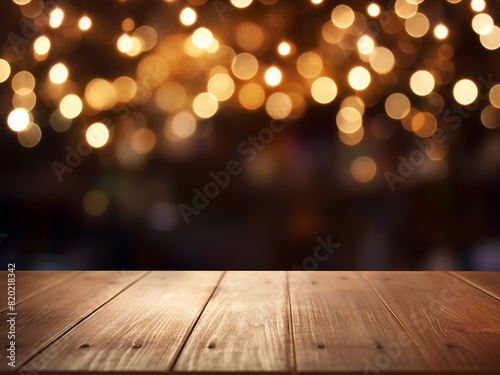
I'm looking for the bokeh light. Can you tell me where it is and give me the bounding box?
[192,27,213,48]
[180,7,197,26]
[60,94,82,119]
[34,36,51,55]
[265,67,282,86]
[79,16,92,31]
[410,70,435,96]
[239,83,265,110]
[453,79,478,105]
[331,5,355,29]
[49,63,68,84]
[367,3,380,17]
[86,123,110,148]
[348,66,371,90]
[49,9,64,28]
[311,77,337,104]
[7,108,30,132]
[278,42,291,56]
[385,93,411,119]
[193,92,218,118]
[18,123,41,148]
[231,53,259,80]
[351,157,377,183]
[208,73,235,101]
[434,24,449,39]
[0,59,11,83]
[266,92,292,119]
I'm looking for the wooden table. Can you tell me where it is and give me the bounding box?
[1,271,499,374]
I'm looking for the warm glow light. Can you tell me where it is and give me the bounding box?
[489,84,500,108]
[278,42,291,56]
[239,83,265,110]
[337,107,362,133]
[230,0,252,8]
[453,79,478,105]
[7,108,30,131]
[472,13,494,35]
[471,0,486,12]
[369,47,395,74]
[170,112,197,139]
[49,63,68,84]
[117,34,133,52]
[86,123,109,148]
[85,78,117,110]
[236,22,264,51]
[297,52,323,78]
[0,59,11,83]
[348,66,371,90]
[208,73,235,101]
[13,91,36,111]
[180,7,197,26]
[193,92,218,118]
[11,71,35,95]
[266,92,292,119]
[331,5,355,29]
[18,123,41,148]
[34,36,51,55]
[394,0,418,19]
[411,112,437,138]
[131,128,156,153]
[405,12,429,38]
[12,0,31,4]
[232,53,259,80]
[480,26,500,50]
[385,93,411,119]
[113,76,137,102]
[265,67,282,86]
[311,77,337,104]
[79,16,92,30]
[192,27,213,48]
[49,9,64,28]
[434,24,449,39]
[351,156,376,183]
[311,0,323,4]
[367,3,380,17]
[357,35,375,55]
[60,94,82,119]
[410,70,435,96]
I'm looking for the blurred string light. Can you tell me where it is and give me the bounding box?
[0,0,499,187]
[79,16,92,31]
[180,8,197,26]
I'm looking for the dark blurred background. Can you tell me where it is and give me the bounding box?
[1,0,500,270]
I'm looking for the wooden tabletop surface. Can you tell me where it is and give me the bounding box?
[1,271,499,375]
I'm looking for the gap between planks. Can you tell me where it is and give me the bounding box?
[17,271,150,371]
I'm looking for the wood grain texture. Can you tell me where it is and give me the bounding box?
[174,271,293,372]
[0,271,77,312]
[289,271,428,373]
[451,271,500,301]
[22,271,223,373]
[363,271,500,371]
[0,271,145,372]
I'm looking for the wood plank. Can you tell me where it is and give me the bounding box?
[363,271,500,371]
[173,271,293,372]
[0,271,78,312]
[21,271,223,373]
[451,271,500,301]
[289,271,428,373]
[0,271,145,372]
